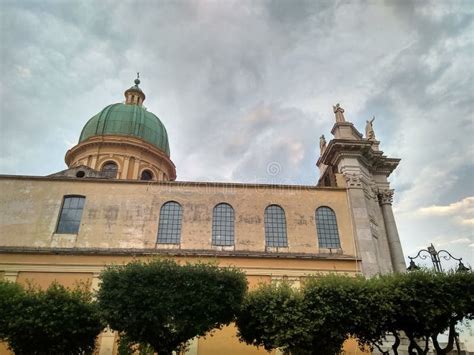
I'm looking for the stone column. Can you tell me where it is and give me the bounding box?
[378,190,406,273]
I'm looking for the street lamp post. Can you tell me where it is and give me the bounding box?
[406,243,471,273]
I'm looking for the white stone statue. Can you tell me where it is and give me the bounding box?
[319,134,327,154]
[365,116,375,140]
[333,103,346,123]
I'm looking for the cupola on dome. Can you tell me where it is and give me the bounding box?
[78,75,170,156]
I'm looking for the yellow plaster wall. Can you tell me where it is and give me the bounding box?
[0,177,356,259]
[16,272,93,290]
[0,253,362,355]
[198,324,274,355]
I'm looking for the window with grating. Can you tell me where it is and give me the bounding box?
[316,207,341,248]
[212,203,235,246]
[157,201,183,244]
[101,161,118,178]
[56,196,85,234]
[264,205,288,247]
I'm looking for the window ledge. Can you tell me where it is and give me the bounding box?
[265,246,289,253]
[156,243,180,250]
[211,245,235,251]
[318,247,343,254]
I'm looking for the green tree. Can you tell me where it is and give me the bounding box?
[0,280,24,341]
[352,270,474,355]
[97,259,248,355]
[236,282,311,354]
[0,280,103,355]
[237,275,377,355]
[302,274,375,354]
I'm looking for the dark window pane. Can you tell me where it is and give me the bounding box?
[316,207,341,248]
[102,162,118,178]
[56,196,85,234]
[157,202,182,244]
[264,205,288,247]
[212,203,235,246]
[140,170,153,181]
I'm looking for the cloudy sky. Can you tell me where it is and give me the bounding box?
[1,2,473,268]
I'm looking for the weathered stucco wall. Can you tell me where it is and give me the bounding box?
[0,176,356,258]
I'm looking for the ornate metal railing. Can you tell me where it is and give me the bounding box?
[407,243,470,272]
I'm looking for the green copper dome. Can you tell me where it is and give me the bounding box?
[79,103,170,156]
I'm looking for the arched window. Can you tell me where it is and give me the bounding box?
[101,161,118,178]
[157,201,183,244]
[264,205,288,247]
[315,207,341,248]
[212,203,235,246]
[140,170,153,181]
[56,195,85,234]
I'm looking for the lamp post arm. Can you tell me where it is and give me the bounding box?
[437,249,463,262]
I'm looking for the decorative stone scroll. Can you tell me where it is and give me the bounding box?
[343,172,363,188]
[377,189,394,205]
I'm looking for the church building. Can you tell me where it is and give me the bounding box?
[0,77,405,354]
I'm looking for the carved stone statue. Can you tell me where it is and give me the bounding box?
[365,116,375,140]
[319,135,327,154]
[333,103,346,123]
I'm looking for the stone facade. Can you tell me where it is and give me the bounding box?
[317,111,405,276]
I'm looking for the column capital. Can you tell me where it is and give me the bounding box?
[343,172,363,189]
[378,189,394,205]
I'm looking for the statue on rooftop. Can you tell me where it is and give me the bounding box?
[365,116,376,140]
[319,134,327,154]
[333,103,346,123]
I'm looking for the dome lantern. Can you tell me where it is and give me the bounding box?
[124,72,146,106]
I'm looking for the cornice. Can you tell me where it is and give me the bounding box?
[0,174,349,191]
[0,246,361,261]
[317,139,400,176]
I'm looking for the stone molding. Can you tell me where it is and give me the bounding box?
[0,174,348,191]
[343,172,363,189]
[0,263,359,278]
[0,246,361,260]
[317,139,400,177]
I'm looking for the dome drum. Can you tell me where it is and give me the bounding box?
[65,134,176,181]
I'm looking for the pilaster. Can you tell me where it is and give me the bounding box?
[3,270,18,282]
[342,170,385,276]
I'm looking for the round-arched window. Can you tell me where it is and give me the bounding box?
[264,205,288,247]
[101,161,118,178]
[140,170,154,181]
